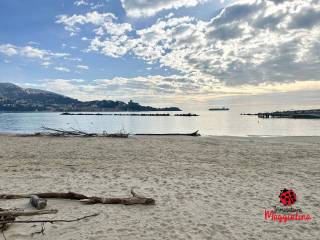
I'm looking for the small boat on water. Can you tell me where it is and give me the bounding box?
[209,107,229,111]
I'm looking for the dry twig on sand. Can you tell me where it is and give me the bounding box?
[0,213,99,225]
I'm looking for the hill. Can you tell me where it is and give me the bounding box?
[0,83,181,112]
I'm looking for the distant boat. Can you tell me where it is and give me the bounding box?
[209,107,229,111]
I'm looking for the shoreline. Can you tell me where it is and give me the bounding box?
[1,133,320,138]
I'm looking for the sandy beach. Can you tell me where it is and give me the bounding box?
[0,135,319,240]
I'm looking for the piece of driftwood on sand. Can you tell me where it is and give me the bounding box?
[135,130,200,137]
[0,208,98,235]
[0,209,58,232]
[0,189,152,233]
[0,213,99,225]
[0,189,155,205]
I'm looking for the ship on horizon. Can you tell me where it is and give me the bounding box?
[209,107,229,111]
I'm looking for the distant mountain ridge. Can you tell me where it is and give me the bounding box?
[0,83,181,112]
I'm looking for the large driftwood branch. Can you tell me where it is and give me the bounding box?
[0,213,99,225]
[0,194,30,199]
[135,130,200,136]
[0,192,87,200]
[35,192,89,200]
[80,188,155,205]
[0,189,155,205]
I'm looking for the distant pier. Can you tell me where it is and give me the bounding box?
[61,112,199,117]
[241,109,320,119]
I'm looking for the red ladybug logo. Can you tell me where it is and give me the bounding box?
[279,189,296,206]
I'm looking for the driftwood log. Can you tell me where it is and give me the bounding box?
[0,192,87,200]
[30,195,47,210]
[0,189,155,205]
[135,130,200,137]
[80,189,155,205]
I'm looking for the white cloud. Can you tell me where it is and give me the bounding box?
[74,0,105,10]
[0,43,69,60]
[65,57,82,62]
[74,0,89,6]
[56,11,132,36]
[41,61,52,67]
[54,66,71,72]
[88,35,130,58]
[0,44,18,56]
[57,0,320,98]
[20,46,47,59]
[76,64,89,70]
[29,77,320,107]
[91,3,105,10]
[57,11,133,57]
[101,0,320,86]
[27,41,40,45]
[57,12,115,33]
[0,43,73,71]
[120,0,210,17]
[29,75,202,102]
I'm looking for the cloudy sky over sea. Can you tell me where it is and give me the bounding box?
[0,0,320,108]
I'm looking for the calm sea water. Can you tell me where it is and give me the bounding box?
[1,106,320,136]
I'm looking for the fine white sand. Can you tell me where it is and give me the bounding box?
[0,135,319,240]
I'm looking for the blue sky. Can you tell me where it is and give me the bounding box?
[0,0,320,108]
[0,0,224,82]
